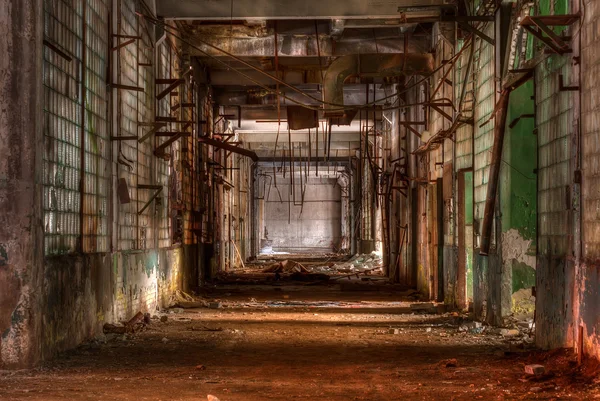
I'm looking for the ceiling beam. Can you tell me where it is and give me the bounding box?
[157,1,445,20]
[188,35,430,58]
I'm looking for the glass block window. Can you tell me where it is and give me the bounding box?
[83,0,110,252]
[42,0,83,255]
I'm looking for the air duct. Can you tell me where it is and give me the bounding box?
[322,53,434,117]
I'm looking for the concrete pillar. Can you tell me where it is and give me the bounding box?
[0,0,44,368]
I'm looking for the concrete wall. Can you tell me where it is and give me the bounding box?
[576,0,600,361]
[0,0,204,368]
[261,172,342,253]
[39,246,197,361]
[0,0,45,368]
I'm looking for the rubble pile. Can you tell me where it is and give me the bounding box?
[310,253,383,274]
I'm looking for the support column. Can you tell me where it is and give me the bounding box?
[0,0,45,368]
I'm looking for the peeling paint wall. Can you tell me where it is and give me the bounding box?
[500,80,537,316]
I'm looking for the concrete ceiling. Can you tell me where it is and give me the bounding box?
[157,0,449,20]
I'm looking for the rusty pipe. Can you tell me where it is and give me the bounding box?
[479,90,510,255]
[322,53,434,117]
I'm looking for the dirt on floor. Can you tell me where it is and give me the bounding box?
[1,285,599,401]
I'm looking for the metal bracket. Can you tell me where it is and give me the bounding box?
[43,38,73,61]
[111,34,141,52]
[458,21,495,46]
[137,185,163,215]
[559,74,579,91]
[509,113,535,128]
[430,104,453,122]
[110,135,138,141]
[520,14,579,55]
[138,122,168,143]
[155,133,190,155]
[156,79,184,100]
[111,84,145,92]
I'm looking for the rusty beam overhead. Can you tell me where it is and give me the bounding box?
[198,136,260,162]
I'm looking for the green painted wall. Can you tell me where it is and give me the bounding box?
[500,80,537,299]
[465,171,474,300]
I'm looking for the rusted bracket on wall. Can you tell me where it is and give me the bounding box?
[198,136,259,162]
[430,104,453,122]
[509,113,534,128]
[559,74,579,91]
[154,133,188,155]
[458,21,495,45]
[110,135,138,141]
[137,185,163,215]
[111,84,145,92]
[138,122,167,143]
[156,78,185,100]
[399,121,426,139]
[155,132,192,138]
[43,38,73,62]
[520,14,579,54]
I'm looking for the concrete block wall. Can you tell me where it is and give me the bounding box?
[261,173,342,252]
[576,0,600,361]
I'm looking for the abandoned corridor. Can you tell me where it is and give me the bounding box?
[1,0,600,399]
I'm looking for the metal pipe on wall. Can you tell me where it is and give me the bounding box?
[479,90,509,256]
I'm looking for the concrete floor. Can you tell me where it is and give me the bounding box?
[1,285,598,401]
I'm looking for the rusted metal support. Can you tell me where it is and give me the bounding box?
[315,125,319,176]
[112,83,144,92]
[327,120,332,160]
[43,39,73,61]
[458,39,475,113]
[138,187,163,215]
[480,90,510,255]
[111,135,138,141]
[508,113,534,128]
[138,122,167,143]
[430,104,453,122]
[198,136,259,161]
[155,132,192,137]
[156,78,185,100]
[155,133,187,155]
[520,15,579,54]
[111,38,136,51]
[458,21,495,45]
[559,74,580,91]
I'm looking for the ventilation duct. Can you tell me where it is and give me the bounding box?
[322,53,434,117]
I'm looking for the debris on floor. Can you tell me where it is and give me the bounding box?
[525,364,545,376]
[262,260,310,273]
[309,253,383,274]
[2,288,599,400]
